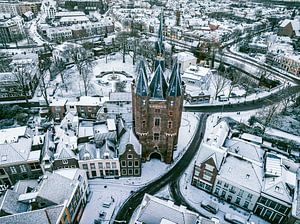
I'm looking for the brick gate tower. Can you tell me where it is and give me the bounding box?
[131,12,185,164]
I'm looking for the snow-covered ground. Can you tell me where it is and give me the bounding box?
[52,53,136,100]
[79,112,199,223]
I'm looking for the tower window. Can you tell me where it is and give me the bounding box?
[142,120,146,128]
[169,111,173,116]
[153,133,160,141]
[154,118,160,127]
[168,121,172,129]
[170,101,174,106]
[142,100,146,106]
[155,109,160,113]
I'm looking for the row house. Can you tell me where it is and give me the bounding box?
[0,168,89,224]
[42,112,79,171]
[45,27,72,42]
[64,0,108,13]
[0,127,43,186]
[253,153,297,224]
[0,1,40,16]
[266,52,300,77]
[78,140,121,178]
[192,120,299,224]
[213,155,263,211]
[0,15,25,43]
[118,128,142,177]
[66,96,104,119]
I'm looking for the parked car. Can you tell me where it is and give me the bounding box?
[224,213,247,224]
[201,200,219,214]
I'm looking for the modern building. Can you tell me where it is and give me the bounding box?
[132,12,185,164]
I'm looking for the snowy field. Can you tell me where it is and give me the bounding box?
[79,112,199,223]
[52,53,136,100]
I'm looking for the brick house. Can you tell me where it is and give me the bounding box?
[50,99,68,122]
[119,128,142,177]
[192,143,226,193]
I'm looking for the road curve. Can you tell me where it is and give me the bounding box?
[184,85,300,113]
[114,113,208,223]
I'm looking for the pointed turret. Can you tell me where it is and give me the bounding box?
[135,61,148,96]
[149,64,168,99]
[136,59,148,82]
[155,11,164,56]
[167,63,182,97]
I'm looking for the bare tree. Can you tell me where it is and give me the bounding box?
[225,67,242,98]
[69,46,92,96]
[11,64,31,106]
[38,56,52,106]
[261,104,280,133]
[210,72,230,100]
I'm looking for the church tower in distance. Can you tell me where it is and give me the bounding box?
[131,11,185,164]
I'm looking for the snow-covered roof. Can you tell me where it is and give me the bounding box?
[37,172,78,205]
[54,168,85,181]
[0,126,27,144]
[206,120,229,147]
[263,166,296,205]
[59,16,89,23]
[265,153,282,177]
[174,51,196,62]
[50,98,67,107]
[182,66,211,81]
[225,138,264,164]
[135,194,199,224]
[55,11,85,18]
[195,143,226,170]
[219,155,263,194]
[240,133,262,145]
[0,137,33,165]
[109,92,132,102]
[0,203,64,224]
[0,190,29,215]
[76,96,102,106]
[107,119,116,131]
[119,128,142,155]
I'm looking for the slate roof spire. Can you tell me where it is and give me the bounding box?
[135,60,148,96]
[167,62,182,97]
[149,64,168,99]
